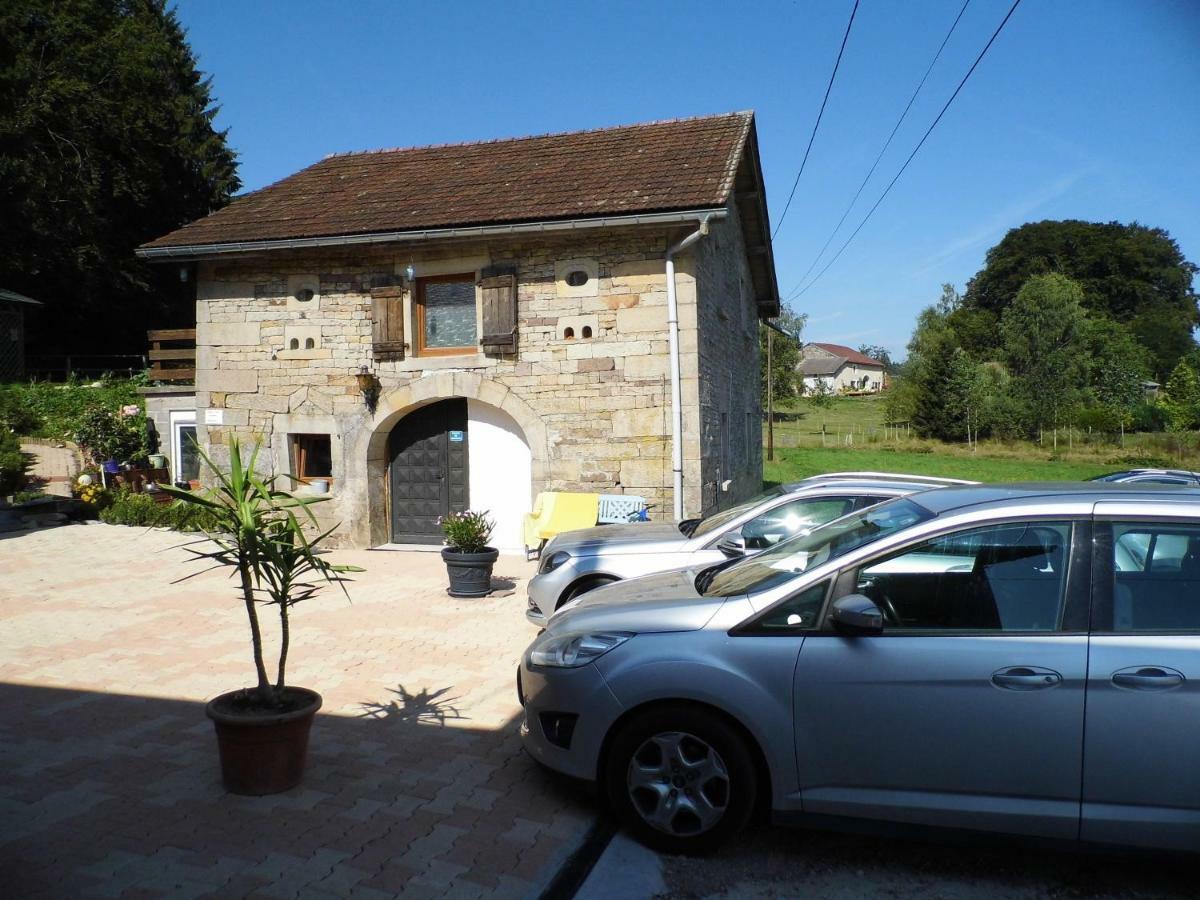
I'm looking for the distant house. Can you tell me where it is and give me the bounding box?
[799,342,885,394]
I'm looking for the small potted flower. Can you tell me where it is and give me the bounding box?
[439,510,498,597]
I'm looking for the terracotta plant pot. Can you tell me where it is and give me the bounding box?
[206,687,322,795]
[442,547,499,598]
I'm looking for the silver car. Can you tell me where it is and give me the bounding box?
[525,473,971,625]
[518,483,1200,854]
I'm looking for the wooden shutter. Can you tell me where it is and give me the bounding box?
[371,287,405,358]
[479,265,518,351]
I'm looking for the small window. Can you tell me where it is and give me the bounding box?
[289,338,299,350]
[416,274,477,356]
[292,434,332,483]
[566,270,589,287]
[564,327,575,340]
[295,288,314,303]
[745,580,832,633]
[582,325,593,338]
[304,337,315,349]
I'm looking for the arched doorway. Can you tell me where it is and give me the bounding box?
[388,398,469,543]
[384,396,533,550]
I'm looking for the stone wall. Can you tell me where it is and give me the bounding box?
[692,202,764,514]
[191,225,730,546]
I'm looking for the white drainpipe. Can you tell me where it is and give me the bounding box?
[664,213,719,521]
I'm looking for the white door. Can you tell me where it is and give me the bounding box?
[169,410,199,484]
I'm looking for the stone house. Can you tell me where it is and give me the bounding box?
[799,342,886,395]
[137,112,780,551]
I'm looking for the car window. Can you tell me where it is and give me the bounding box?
[852,522,1072,632]
[689,486,786,540]
[740,497,855,550]
[1129,476,1191,485]
[701,497,934,598]
[747,579,831,632]
[1110,524,1200,632]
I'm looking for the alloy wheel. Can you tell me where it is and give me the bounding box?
[626,730,730,836]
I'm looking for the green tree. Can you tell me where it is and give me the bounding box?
[0,0,240,356]
[1161,360,1200,433]
[759,306,806,409]
[904,302,960,440]
[946,350,988,449]
[1000,274,1089,443]
[856,344,896,375]
[963,220,1198,377]
[1085,318,1149,438]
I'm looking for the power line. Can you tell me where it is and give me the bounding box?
[771,0,860,241]
[791,0,973,292]
[788,0,1024,303]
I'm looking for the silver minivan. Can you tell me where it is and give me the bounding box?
[525,473,971,624]
[518,483,1200,854]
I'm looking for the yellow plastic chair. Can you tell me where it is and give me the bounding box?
[523,492,600,559]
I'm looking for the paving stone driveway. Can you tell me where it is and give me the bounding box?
[0,523,596,898]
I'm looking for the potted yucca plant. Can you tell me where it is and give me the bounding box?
[440,509,498,597]
[162,438,359,795]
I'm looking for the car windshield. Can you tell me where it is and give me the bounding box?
[685,485,788,539]
[699,497,935,597]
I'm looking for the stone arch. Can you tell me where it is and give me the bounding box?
[352,372,548,547]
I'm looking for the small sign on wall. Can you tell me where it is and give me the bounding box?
[448,430,464,443]
[204,408,224,425]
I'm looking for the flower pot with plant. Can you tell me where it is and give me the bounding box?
[160,438,360,795]
[439,510,498,598]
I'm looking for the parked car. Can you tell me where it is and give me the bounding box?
[518,482,1200,854]
[524,473,973,625]
[1090,468,1200,485]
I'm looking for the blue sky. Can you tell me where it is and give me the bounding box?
[175,0,1200,359]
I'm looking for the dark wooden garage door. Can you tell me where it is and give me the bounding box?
[388,399,469,543]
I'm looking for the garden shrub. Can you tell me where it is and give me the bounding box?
[0,430,30,497]
[100,490,220,532]
[0,376,145,440]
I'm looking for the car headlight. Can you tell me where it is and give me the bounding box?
[528,631,633,668]
[539,550,572,574]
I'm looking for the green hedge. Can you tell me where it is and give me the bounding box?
[0,376,146,440]
[0,429,29,496]
[99,491,220,532]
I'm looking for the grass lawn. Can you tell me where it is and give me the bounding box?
[764,446,1115,486]
[764,394,1198,485]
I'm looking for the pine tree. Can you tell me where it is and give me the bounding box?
[0,0,241,356]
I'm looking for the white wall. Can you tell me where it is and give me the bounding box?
[466,399,532,554]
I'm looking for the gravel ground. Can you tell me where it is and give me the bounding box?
[658,823,1194,899]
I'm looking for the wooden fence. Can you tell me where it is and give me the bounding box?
[147,328,196,383]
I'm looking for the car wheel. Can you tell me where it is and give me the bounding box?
[605,706,757,854]
[558,575,618,607]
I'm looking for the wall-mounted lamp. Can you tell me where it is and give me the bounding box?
[355,365,381,413]
[179,266,189,283]
[405,263,416,282]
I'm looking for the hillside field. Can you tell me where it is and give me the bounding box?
[764,394,1198,485]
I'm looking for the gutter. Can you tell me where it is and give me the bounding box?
[135,208,730,260]
[664,211,724,521]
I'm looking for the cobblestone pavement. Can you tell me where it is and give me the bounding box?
[0,524,595,898]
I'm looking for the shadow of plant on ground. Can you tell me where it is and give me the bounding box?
[357,684,466,726]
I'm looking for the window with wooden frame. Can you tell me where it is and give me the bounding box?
[291,434,332,483]
[415,274,478,356]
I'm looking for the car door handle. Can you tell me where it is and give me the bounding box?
[1111,667,1185,691]
[991,666,1062,690]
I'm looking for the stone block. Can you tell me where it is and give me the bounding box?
[611,260,665,289]
[197,322,261,346]
[615,306,667,335]
[577,357,614,373]
[203,369,258,393]
[623,354,669,379]
[612,406,665,438]
[621,457,668,487]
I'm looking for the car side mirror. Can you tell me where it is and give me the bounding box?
[717,532,747,558]
[830,594,883,636]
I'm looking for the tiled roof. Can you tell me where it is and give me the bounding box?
[807,342,885,367]
[142,112,755,250]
